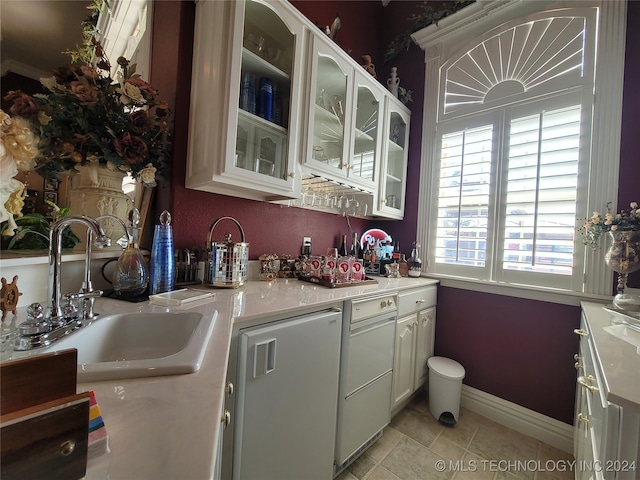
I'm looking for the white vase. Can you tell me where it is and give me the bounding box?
[387,67,400,98]
[67,164,132,251]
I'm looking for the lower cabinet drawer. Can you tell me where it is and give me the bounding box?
[398,287,437,317]
[336,371,392,465]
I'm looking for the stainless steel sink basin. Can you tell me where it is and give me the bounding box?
[42,311,216,382]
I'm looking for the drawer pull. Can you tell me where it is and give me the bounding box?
[578,375,599,392]
[225,381,234,397]
[574,328,588,336]
[416,299,426,304]
[574,354,581,361]
[577,413,589,424]
[574,362,583,371]
[60,440,76,456]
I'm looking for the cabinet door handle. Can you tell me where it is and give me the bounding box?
[221,410,231,428]
[577,375,598,392]
[225,381,234,397]
[574,354,582,361]
[577,413,589,425]
[574,362,583,371]
[574,328,588,336]
[416,299,426,304]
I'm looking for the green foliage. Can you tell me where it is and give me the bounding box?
[0,201,80,250]
[384,0,475,64]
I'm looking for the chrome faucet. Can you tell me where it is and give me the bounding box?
[48,215,111,323]
[14,215,112,351]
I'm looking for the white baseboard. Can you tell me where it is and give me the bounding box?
[460,385,574,455]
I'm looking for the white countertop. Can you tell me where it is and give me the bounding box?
[55,276,438,479]
[581,302,640,413]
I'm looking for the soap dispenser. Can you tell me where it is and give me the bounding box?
[113,208,149,298]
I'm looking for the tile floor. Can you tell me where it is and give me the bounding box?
[337,391,574,480]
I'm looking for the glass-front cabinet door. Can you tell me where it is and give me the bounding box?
[347,72,383,190]
[187,0,305,200]
[377,99,410,218]
[305,33,353,180]
[232,0,294,184]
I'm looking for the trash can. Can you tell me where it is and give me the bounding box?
[427,356,465,426]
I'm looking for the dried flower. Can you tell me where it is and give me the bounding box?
[2,40,172,186]
[579,202,640,248]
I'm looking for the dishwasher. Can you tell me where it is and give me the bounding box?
[335,293,397,473]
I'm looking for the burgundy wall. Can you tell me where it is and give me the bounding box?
[151,1,640,425]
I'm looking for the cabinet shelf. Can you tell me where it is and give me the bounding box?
[238,108,287,134]
[242,48,290,84]
[386,174,402,183]
[388,139,405,152]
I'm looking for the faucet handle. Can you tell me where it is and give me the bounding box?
[61,294,79,321]
[18,303,51,336]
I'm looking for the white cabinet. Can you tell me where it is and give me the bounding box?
[392,286,437,413]
[187,0,306,201]
[188,0,411,217]
[305,32,353,183]
[304,34,385,195]
[376,99,410,219]
[574,309,640,480]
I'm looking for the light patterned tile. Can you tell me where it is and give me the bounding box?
[365,465,403,480]
[382,437,453,480]
[437,408,480,450]
[336,469,359,480]
[367,426,404,462]
[535,442,575,480]
[467,423,539,480]
[429,436,465,462]
[390,406,441,449]
[347,453,377,480]
[452,452,495,480]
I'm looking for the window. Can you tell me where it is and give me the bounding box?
[413,1,627,296]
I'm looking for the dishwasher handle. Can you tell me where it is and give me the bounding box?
[350,313,396,335]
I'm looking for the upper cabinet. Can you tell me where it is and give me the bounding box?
[187,0,411,218]
[187,0,306,201]
[375,99,410,219]
[304,33,385,194]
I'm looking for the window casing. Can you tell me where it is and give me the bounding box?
[413,0,627,296]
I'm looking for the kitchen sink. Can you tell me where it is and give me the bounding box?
[41,311,216,382]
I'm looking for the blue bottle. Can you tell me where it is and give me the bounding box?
[149,210,175,295]
[272,82,282,126]
[258,77,273,121]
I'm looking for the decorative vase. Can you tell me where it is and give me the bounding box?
[67,163,132,251]
[604,230,640,311]
[387,67,400,98]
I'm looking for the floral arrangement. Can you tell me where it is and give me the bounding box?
[0,109,39,235]
[3,38,172,186]
[579,202,640,248]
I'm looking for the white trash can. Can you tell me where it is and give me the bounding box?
[427,356,465,426]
